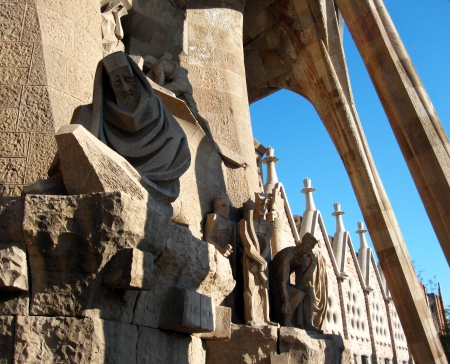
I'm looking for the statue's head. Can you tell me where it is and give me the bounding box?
[103,52,141,113]
[214,193,230,214]
[254,192,269,219]
[297,232,318,256]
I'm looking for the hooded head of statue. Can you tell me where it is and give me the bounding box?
[103,53,141,113]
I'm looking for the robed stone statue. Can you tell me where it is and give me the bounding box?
[70,52,191,203]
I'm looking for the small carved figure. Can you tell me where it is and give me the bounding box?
[239,193,276,326]
[205,194,234,257]
[299,239,328,332]
[270,233,318,328]
[101,1,127,56]
[71,52,191,203]
[143,54,217,148]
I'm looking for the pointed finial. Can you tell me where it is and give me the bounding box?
[356,221,368,249]
[262,146,279,194]
[301,177,316,211]
[356,221,367,233]
[332,202,344,216]
[332,202,345,233]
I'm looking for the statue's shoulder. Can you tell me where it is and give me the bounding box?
[70,104,94,130]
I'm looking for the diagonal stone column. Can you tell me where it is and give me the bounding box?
[334,0,450,268]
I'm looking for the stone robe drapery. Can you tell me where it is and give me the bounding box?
[71,53,191,203]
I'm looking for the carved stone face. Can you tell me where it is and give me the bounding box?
[254,194,268,219]
[108,66,141,113]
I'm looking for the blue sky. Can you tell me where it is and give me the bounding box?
[250,1,450,305]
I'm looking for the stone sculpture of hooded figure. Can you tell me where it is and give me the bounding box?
[70,52,191,203]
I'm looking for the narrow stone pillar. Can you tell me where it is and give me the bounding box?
[332,202,347,275]
[333,1,448,361]
[335,0,450,267]
[299,178,316,238]
[262,146,279,194]
[356,222,372,291]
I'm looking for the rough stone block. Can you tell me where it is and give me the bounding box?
[279,327,351,364]
[17,86,54,133]
[22,192,157,321]
[0,85,22,108]
[0,316,15,364]
[196,306,231,340]
[0,23,21,42]
[159,287,214,333]
[13,316,137,364]
[0,246,28,292]
[0,292,29,316]
[206,324,278,364]
[137,326,205,364]
[56,124,148,201]
[133,237,234,330]
[21,4,40,43]
[0,67,29,85]
[0,109,19,131]
[0,158,26,184]
[0,133,30,157]
[0,42,33,68]
[0,3,25,23]
[28,42,47,85]
[0,184,22,197]
[271,354,290,364]
[103,248,154,290]
[24,133,56,184]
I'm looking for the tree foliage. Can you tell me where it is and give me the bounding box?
[440,306,450,361]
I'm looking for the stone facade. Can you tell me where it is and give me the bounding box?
[0,0,447,363]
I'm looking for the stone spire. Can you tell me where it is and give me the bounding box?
[299,178,317,238]
[262,146,279,194]
[332,202,345,233]
[356,221,372,290]
[332,202,347,276]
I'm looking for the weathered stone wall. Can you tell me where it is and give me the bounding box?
[387,301,410,363]
[367,259,394,362]
[341,244,372,361]
[0,0,102,196]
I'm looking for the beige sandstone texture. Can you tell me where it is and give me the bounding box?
[0,246,28,292]
[0,0,448,362]
[0,0,102,195]
[0,197,29,316]
[137,326,205,364]
[13,316,137,364]
[195,306,232,340]
[0,316,14,364]
[279,327,352,364]
[20,191,233,328]
[206,324,278,364]
[103,248,154,291]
